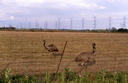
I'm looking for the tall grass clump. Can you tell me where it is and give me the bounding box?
[0,68,128,83]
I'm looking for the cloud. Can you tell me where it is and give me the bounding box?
[0,0,106,9]
[10,16,14,20]
[0,0,45,7]
[44,0,106,10]
[0,0,128,21]
[0,0,107,21]
[106,0,128,3]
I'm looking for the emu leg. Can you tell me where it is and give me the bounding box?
[78,63,88,73]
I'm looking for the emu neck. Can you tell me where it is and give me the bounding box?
[92,47,96,55]
[43,42,48,50]
[92,49,96,54]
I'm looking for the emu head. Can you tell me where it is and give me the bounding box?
[43,40,46,46]
[43,40,46,43]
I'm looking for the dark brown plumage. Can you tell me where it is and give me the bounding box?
[43,40,59,52]
[75,42,96,67]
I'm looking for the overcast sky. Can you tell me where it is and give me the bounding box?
[0,0,128,29]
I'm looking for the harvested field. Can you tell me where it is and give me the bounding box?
[0,31,128,74]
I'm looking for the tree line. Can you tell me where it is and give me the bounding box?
[0,26,128,32]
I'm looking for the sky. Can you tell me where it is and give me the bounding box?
[0,0,128,29]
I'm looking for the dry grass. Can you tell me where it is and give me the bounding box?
[0,31,128,74]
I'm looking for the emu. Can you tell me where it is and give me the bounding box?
[75,43,96,72]
[43,40,59,52]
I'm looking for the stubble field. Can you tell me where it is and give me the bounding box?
[0,31,128,74]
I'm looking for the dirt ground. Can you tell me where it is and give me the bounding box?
[0,31,128,74]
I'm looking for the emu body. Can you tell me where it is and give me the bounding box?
[75,43,96,71]
[75,43,96,62]
[43,40,59,52]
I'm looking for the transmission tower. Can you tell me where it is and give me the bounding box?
[58,18,61,29]
[55,20,58,29]
[109,17,112,30]
[35,21,40,28]
[20,22,23,28]
[44,21,48,29]
[70,18,72,29]
[123,16,126,28]
[82,17,85,30]
[93,16,96,29]
[28,22,32,28]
